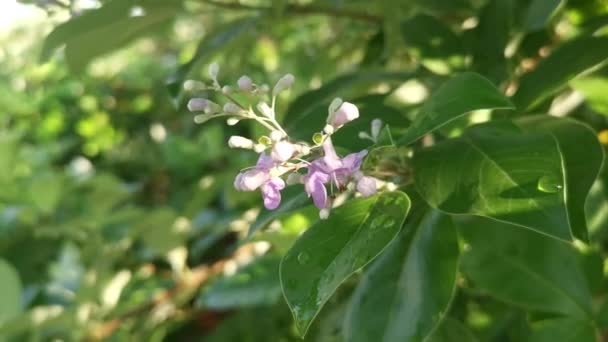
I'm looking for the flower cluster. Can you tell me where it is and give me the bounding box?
[186,63,381,219]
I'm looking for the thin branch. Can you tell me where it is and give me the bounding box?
[198,0,382,24]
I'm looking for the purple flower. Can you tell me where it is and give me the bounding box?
[234,153,286,209]
[303,138,368,209]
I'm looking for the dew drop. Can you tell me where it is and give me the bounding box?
[297,251,311,265]
[537,175,563,193]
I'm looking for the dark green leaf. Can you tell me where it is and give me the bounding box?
[413,121,573,240]
[280,191,411,336]
[517,116,604,241]
[512,35,608,111]
[528,318,596,342]
[397,73,514,146]
[427,317,479,342]
[458,216,593,319]
[0,259,22,325]
[345,210,459,342]
[524,0,565,31]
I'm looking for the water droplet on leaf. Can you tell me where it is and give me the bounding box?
[537,175,563,193]
[297,251,311,265]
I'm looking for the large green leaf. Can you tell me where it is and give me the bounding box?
[284,71,416,139]
[280,191,411,336]
[196,256,282,309]
[570,76,608,114]
[458,216,593,319]
[0,259,22,325]
[427,317,479,342]
[528,318,596,342]
[512,35,608,111]
[397,73,514,146]
[345,210,459,342]
[413,120,574,240]
[518,116,604,241]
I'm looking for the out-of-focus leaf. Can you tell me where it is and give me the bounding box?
[345,210,459,342]
[458,216,593,319]
[413,120,574,241]
[517,116,604,241]
[571,76,608,114]
[524,0,565,31]
[427,317,479,342]
[512,35,608,111]
[133,207,182,256]
[284,71,416,139]
[0,259,22,325]
[280,191,411,336]
[397,73,514,146]
[196,256,281,309]
[42,1,179,72]
[528,318,596,342]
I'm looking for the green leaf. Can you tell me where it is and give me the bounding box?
[42,1,178,72]
[524,0,565,31]
[517,116,604,241]
[512,35,608,111]
[345,210,459,342]
[196,256,282,309]
[571,76,608,114]
[458,216,593,319]
[413,121,573,241]
[427,317,479,342]
[528,318,596,342]
[284,71,416,139]
[397,73,514,146]
[133,207,184,256]
[0,259,22,325]
[280,191,411,336]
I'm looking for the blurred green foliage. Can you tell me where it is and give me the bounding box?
[1,0,608,341]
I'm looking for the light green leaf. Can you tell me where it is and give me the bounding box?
[196,256,282,309]
[517,116,604,241]
[133,207,184,256]
[247,187,309,238]
[0,259,22,325]
[413,121,573,240]
[345,210,459,342]
[512,35,608,111]
[528,318,596,342]
[397,73,514,146]
[280,191,411,336]
[458,216,593,319]
[524,0,565,31]
[571,76,608,114]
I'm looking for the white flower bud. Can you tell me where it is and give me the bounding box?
[222,85,231,94]
[187,98,208,112]
[330,102,359,128]
[194,114,211,124]
[358,131,373,141]
[208,63,219,80]
[319,208,330,220]
[297,144,311,156]
[270,130,284,142]
[371,119,383,140]
[272,74,294,96]
[256,102,274,118]
[228,136,254,149]
[323,124,334,135]
[223,102,240,114]
[227,118,240,126]
[238,75,253,91]
[204,101,221,114]
[253,144,267,153]
[183,80,205,92]
[259,84,270,93]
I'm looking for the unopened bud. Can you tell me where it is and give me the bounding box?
[319,208,330,220]
[272,74,294,96]
[328,98,343,116]
[323,124,334,135]
[371,119,383,139]
[359,131,373,141]
[223,102,240,114]
[330,102,359,127]
[187,98,208,112]
[295,144,311,156]
[222,86,231,94]
[183,80,205,92]
[228,136,254,149]
[194,114,211,124]
[208,63,219,80]
[259,84,270,93]
[254,144,266,153]
[227,118,240,126]
[238,75,253,91]
[256,102,274,118]
[270,130,284,142]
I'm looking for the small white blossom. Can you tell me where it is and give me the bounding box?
[223,102,240,114]
[228,136,254,149]
[237,75,253,91]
